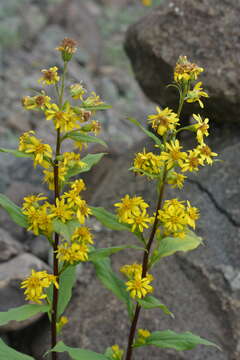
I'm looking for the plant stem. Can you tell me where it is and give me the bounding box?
[51,62,67,360]
[125,167,167,360]
[51,128,61,360]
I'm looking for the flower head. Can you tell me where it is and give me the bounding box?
[111,345,124,360]
[186,82,208,108]
[49,198,74,223]
[126,273,153,299]
[21,270,58,304]
[160,139,187,169]
[174,56,204,82]
[197,143,218,164]
[193,114,210,143]
[148,107,179,136]
[39,66,60,85]
[70,83,86,100]
[181,149,204,172]
[56,38,77,61]
[133,149,163,178]
[57,242,89,264]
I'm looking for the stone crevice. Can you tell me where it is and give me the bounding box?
[187,178,240,228]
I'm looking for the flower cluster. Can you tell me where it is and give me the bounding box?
[135,329,151,345]
[111,345,124,360]
[114,195,153,232]
[20,269,58,304]
[158,199,199,238]
[120,263,154,299]
[174,55,203,82]
[133,149,163,178]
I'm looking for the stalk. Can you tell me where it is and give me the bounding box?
[125,168,167,360]
[51,62,67,360]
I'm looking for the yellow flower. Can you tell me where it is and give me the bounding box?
[84,91,104,106]
[120,263,142,279]
[115,195,149,223]
[63,152,86,169]
[181,149,204,172]
[111,345,124,360]
[186,201,199,229]
[127,209,153,233]
[133,149,163,177]
[70,83,86,100]
[57,242,89,264]
[39,66,60,85]
[71,179,86,193]
[138,329,151,338]
[49,198,74,223]
[21,270,58,304]
[76,199,92,224]
[23,203,52,236]
[45,103,80,132]
[186,82,208,108]
[90,120,101,135]
[22,93,51,111]
[158,202,187,233]
[160,139,187,169]
[71,226,93,245]
[174,56,204,82]
[192,114,209,143]
[43,166,67,190]
[23,136,52,168]
[22,193,47,210]
[167,171,186,189]
[18,131,35,152]
[197,143,218,164]
[148,107,179,136]
[56,316,69,334]
[141,0,152,6]
[126,273,153,299]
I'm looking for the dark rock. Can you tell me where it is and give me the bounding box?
[124,0,240,125]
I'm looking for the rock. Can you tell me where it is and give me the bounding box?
[124,0,240,124]
[0,253,49,332]
[27,235,50,263]
[0,228,23,262]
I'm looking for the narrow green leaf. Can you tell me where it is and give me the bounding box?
[0,339,34,360]
[0,304,49,326]
[66,131,107,148]
[52,219,80,241]
[66,153,106,179]
[93,257,133,319]
[75,104,111,111]
[0,148,33,158]
[0,194,28,228]
[89,245,144,262]
[136,330,220,351]
[128,117,161,146]
[137,296,174,317]
[50,341,109,360]
[90,207,131,231]
[57,266,77,317]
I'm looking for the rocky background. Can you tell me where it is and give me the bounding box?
[0,0,240,359]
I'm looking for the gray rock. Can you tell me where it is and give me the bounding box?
[0,228,23,262]
[124,0,240,125]
[0,253,49,332]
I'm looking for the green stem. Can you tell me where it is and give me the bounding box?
[124,167,167,360]
[51,61,67,360]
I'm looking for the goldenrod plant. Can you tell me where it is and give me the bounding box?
[0,40,220,360]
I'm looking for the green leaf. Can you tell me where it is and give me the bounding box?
[93,257,133,319]
[90,207,131,231]
[0,339,34,360]
[66,153,106,179]
[128,117,161,146]
[0,304,49,326]
[65,131,107,148]
[58,266,77,317]
[137,296,174,318]
[75,104,111,111]
[136,330,220,351]
[52,219,80,241]
[50,341,109,360]
[0,194,28,228]
[0,148,33,158]
[151,230,202,265]
[89,245,144,262]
